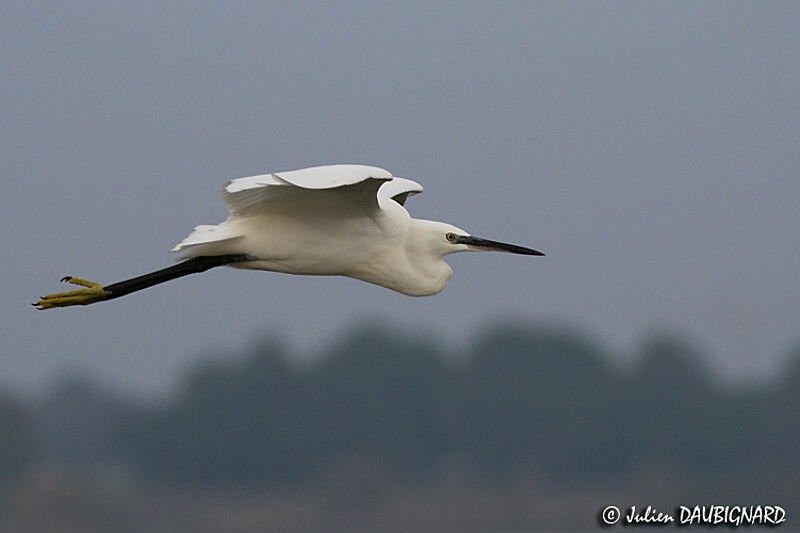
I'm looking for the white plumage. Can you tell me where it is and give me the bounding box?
[170,164,541,296]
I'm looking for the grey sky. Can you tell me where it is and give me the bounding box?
[2,2,799,397]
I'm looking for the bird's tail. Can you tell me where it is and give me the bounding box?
[170,224,242,256]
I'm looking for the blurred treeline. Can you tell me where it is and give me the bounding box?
[2,324,800,491]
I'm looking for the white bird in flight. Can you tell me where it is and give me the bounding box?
[34,164,543,309]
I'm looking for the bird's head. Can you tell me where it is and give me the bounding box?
[415,220,545,259]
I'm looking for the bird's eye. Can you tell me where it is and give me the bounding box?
[446,232,457,243]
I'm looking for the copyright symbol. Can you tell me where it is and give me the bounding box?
[600,505,620,526]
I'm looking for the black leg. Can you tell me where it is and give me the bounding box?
[34,254,253,309]
[103,255,253,299]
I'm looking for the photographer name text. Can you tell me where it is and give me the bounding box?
[600,504,786,527]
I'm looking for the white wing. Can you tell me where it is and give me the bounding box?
[222,164,393,217]
[378,176,423,207]
[172,164,422,254]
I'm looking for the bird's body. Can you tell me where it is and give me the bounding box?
[223,217,457,297]
[174,165,461,296]
[35,164,542,308]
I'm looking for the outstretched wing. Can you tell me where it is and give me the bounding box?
[223,164,394,217]
[379,176,423,207]
[172,164,423,254]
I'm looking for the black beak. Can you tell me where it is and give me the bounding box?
[456,235,545,256]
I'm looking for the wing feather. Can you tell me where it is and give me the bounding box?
[378,176,423,207]
[222,164,394,216]
[173,165,424,255]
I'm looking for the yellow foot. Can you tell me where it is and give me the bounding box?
[33,276,112,309]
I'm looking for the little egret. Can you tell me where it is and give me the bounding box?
[34,164,543,309]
